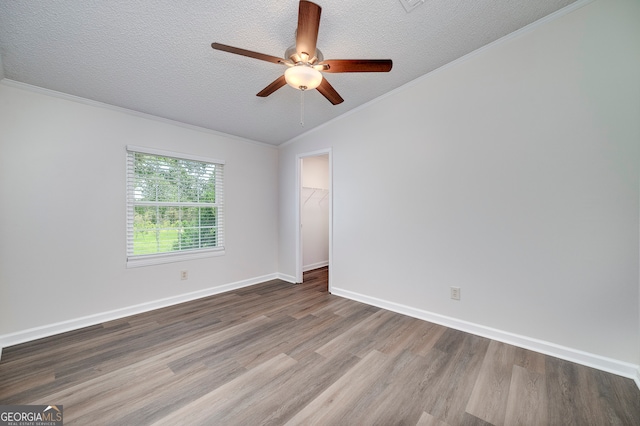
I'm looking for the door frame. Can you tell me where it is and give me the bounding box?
[295,148,332,291]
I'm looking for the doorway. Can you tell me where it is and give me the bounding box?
[296,149,332,292]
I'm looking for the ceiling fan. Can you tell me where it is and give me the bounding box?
[211,0,392,105]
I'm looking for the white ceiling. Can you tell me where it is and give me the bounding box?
[0,0,577,146]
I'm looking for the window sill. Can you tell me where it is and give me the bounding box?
[126,248,225,268]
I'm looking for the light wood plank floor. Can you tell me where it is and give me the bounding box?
[1,267,639,425]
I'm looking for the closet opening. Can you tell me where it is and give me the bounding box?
[296,150,331,292]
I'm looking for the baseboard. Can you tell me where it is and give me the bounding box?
[303,261,329,272]
[276,273,297,284]
[331,287,640,386]
[0,273,281,350]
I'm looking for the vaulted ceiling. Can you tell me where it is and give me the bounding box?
[0,0,577,145]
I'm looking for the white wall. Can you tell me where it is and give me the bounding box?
[279,0,640,367]
[0,83,279,340]
[302,155,329,270]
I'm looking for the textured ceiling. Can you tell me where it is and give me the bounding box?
[0,0,577,145]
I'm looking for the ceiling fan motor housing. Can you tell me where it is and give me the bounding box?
[285,45,323,65]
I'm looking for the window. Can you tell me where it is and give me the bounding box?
[126,146,224,267]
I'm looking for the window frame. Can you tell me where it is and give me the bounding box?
[126,145,225,268]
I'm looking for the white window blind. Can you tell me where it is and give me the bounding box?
[126,146,224,267]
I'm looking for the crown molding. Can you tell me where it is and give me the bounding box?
[279,0,595,149]
[0,78,276,150]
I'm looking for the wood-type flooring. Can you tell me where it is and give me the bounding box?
[1,267,639,425]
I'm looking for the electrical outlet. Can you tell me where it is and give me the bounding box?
[450,287,460,300]
[180,270,188,280]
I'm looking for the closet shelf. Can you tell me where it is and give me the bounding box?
[302,187,329,205]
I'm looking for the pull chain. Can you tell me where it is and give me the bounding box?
[300,89,305,126]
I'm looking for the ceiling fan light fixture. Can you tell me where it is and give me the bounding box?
[285,64,323,91]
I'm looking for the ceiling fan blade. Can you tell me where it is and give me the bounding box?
[320,59,393,73]
[212,42,284,64]
[296,1,322,59]
[316,78,344,105]
[257,75,287,97]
